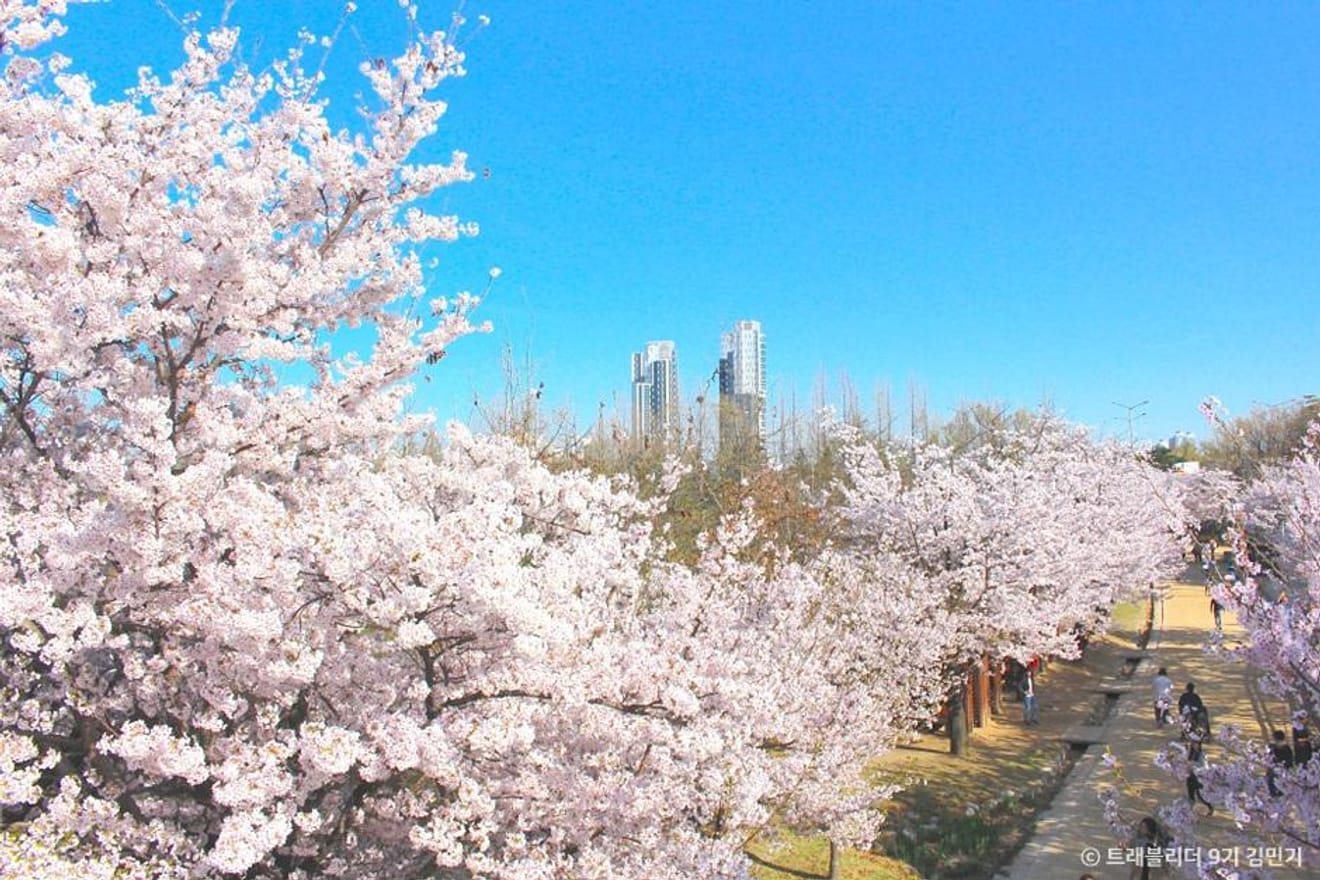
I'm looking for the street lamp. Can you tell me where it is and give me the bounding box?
[1112,399,1149,446]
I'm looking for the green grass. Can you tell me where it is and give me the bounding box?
[875,781,1046,879]
[748,831,921,880]
[868,741,1074,880]
[1109,599,1146,636]
[753,602,1144,880]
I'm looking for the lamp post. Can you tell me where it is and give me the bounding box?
[1112,399,1149,446]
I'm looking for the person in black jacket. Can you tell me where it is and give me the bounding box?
[1186,767,1213,815]
[1178,682,1205,725]
[1292,713,1313,766]
[1129,816,1171,880]
[1183,708,1209,763]
[1267,729,1294,797]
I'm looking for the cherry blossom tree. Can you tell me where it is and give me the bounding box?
[832,414,1184,754]
[634,504,950,875]
[0,4,1203,876]
[1140,423,1320,876]
[0,5,944,877]
[1091,403,1319,877]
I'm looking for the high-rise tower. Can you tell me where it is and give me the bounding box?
[630,341,680,443]
[718,320,766,449]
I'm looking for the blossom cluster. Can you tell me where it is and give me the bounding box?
[833,417,1184,702]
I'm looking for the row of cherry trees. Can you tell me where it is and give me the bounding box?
[0,4,1189,878]
[1141,416,1320,875]
[833,418,1185,754]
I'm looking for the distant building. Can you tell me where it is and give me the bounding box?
[718,320,766,449]
[630,341,680,443]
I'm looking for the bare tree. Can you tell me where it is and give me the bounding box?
[1201,396,1320,478]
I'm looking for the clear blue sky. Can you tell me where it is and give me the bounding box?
[52,1,1320,443]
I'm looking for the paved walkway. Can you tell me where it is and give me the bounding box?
[996,568,1308,880]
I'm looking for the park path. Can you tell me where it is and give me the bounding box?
[995,569,1310,880]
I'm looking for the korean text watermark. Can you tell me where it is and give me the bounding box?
[1079,845,1304,870]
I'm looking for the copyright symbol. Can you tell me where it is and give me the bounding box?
[1080,847,1101,867]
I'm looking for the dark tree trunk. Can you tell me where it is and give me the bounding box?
[948,677,969,756]
[828,838,842,880]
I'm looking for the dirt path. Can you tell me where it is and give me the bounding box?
[869,598,1147,878]
[994,570,1308,880]
[871,564,1311,879]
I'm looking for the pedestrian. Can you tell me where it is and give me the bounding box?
[1210,596,1223,631]
[1278,591,1293,625]
[1178,682,1205,726]
[1129,815,1171,879]
[1186,767,1214,816]
[1152,667,1173,726]
[1184,709,1209,763]
[1022,668,1040,725]
[1291,713,1312,766]
[1072,621,1089,654]
[1267,729,1294,797]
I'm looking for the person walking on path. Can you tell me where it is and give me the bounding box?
[1292,713,1312,766]
[1183,708,1209,762]
[1179,706,1213,814]
[1177,682,1205,726]
[1267,729,1294,797]
[1022,668,1040,725]
[1186,767,1214,816]
[1152,667,1174,726]
[1148,582,1166,648]
[1210,596,1224,631]
[1129,816,1172,879]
